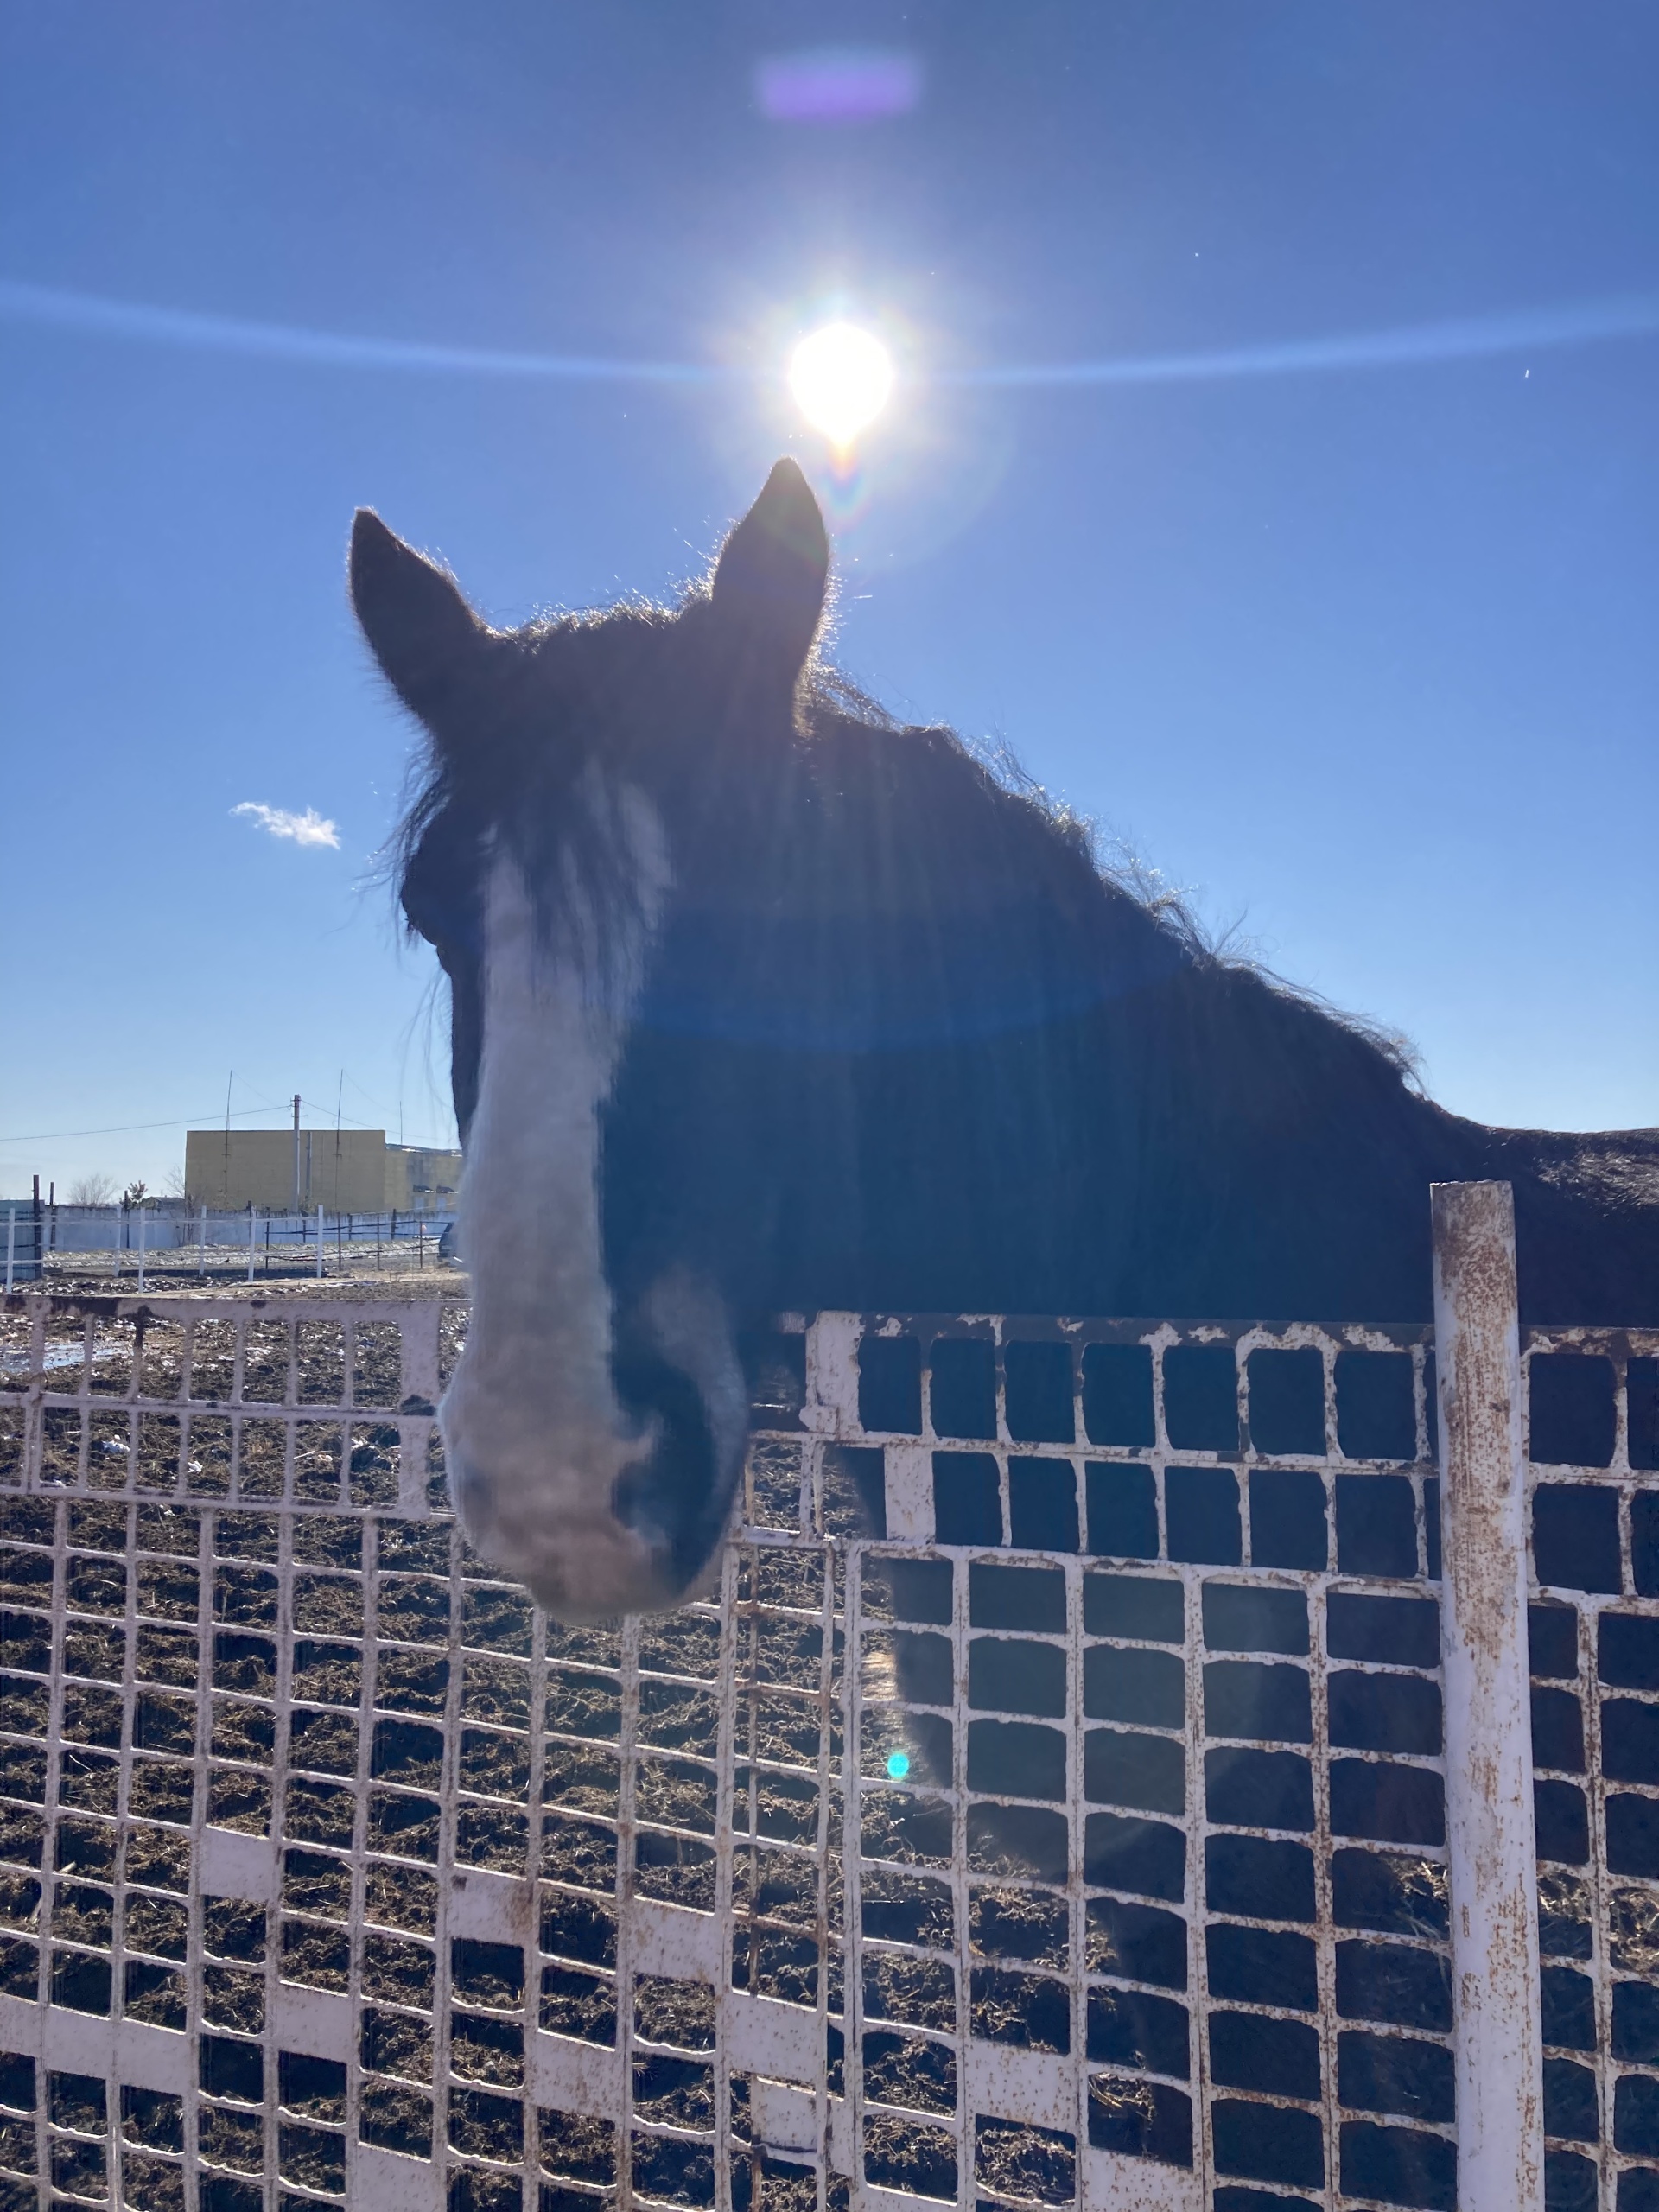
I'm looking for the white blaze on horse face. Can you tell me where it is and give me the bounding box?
[442,791,676,1620]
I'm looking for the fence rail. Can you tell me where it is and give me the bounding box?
[0,1188,1656,2212]
[3,1207,457,1291]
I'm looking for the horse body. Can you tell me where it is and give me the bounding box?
[351,461,1659,1618]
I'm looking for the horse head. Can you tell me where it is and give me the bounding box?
[351,461,833,1620]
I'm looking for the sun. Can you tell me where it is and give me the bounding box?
[789,322,893,448]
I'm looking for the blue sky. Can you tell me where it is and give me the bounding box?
[3,1,1656,1198]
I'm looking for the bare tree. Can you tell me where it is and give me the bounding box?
[66,1173,117,1205]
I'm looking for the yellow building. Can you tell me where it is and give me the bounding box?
[182,1130,461,1214]
[383,1143,464,1214]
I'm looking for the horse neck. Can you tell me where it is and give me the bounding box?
[1115,960,1466,1325]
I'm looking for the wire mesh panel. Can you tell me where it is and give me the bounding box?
[0,1294,1655,2212]
[825,1315,1449,2212]
[1520,1329,1659,2212]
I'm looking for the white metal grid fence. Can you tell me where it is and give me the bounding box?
[0,1285,1655,2212]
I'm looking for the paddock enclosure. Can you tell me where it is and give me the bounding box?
[1,1192,1656,2212]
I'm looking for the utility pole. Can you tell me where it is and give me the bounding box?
[291,1095,302,1216]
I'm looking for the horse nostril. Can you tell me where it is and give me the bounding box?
[607,1357,730,1593]
[610,1449,682,1559]
[611,1465,645,1533]
[448,1456,491,1525]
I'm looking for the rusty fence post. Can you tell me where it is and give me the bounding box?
[1432,1180,1543,2212]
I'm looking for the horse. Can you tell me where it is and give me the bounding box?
[350,459,1659,1621]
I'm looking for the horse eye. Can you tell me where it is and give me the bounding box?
[405,894,482,964]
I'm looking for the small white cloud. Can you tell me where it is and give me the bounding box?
[232,801,341,849]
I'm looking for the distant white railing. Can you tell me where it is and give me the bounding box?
[3,1206,457,1289]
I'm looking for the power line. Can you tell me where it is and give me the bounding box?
[297,1096,378,1132]
[2,1096,450,1147]
[0,1103,285,1145]
[342,1070,397,1120]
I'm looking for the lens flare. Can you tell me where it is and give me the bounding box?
[790,323,893,448]
[755,48,923,124]
[886,1750,911,1781]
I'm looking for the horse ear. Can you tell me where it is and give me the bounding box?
[350,510,489,729]
[709,459,830,677]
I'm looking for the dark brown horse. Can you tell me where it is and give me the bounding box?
[350,459,1659,1618]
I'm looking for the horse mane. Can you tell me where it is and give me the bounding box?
[797,664,1426,1095]
[387,594,1422,1098]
